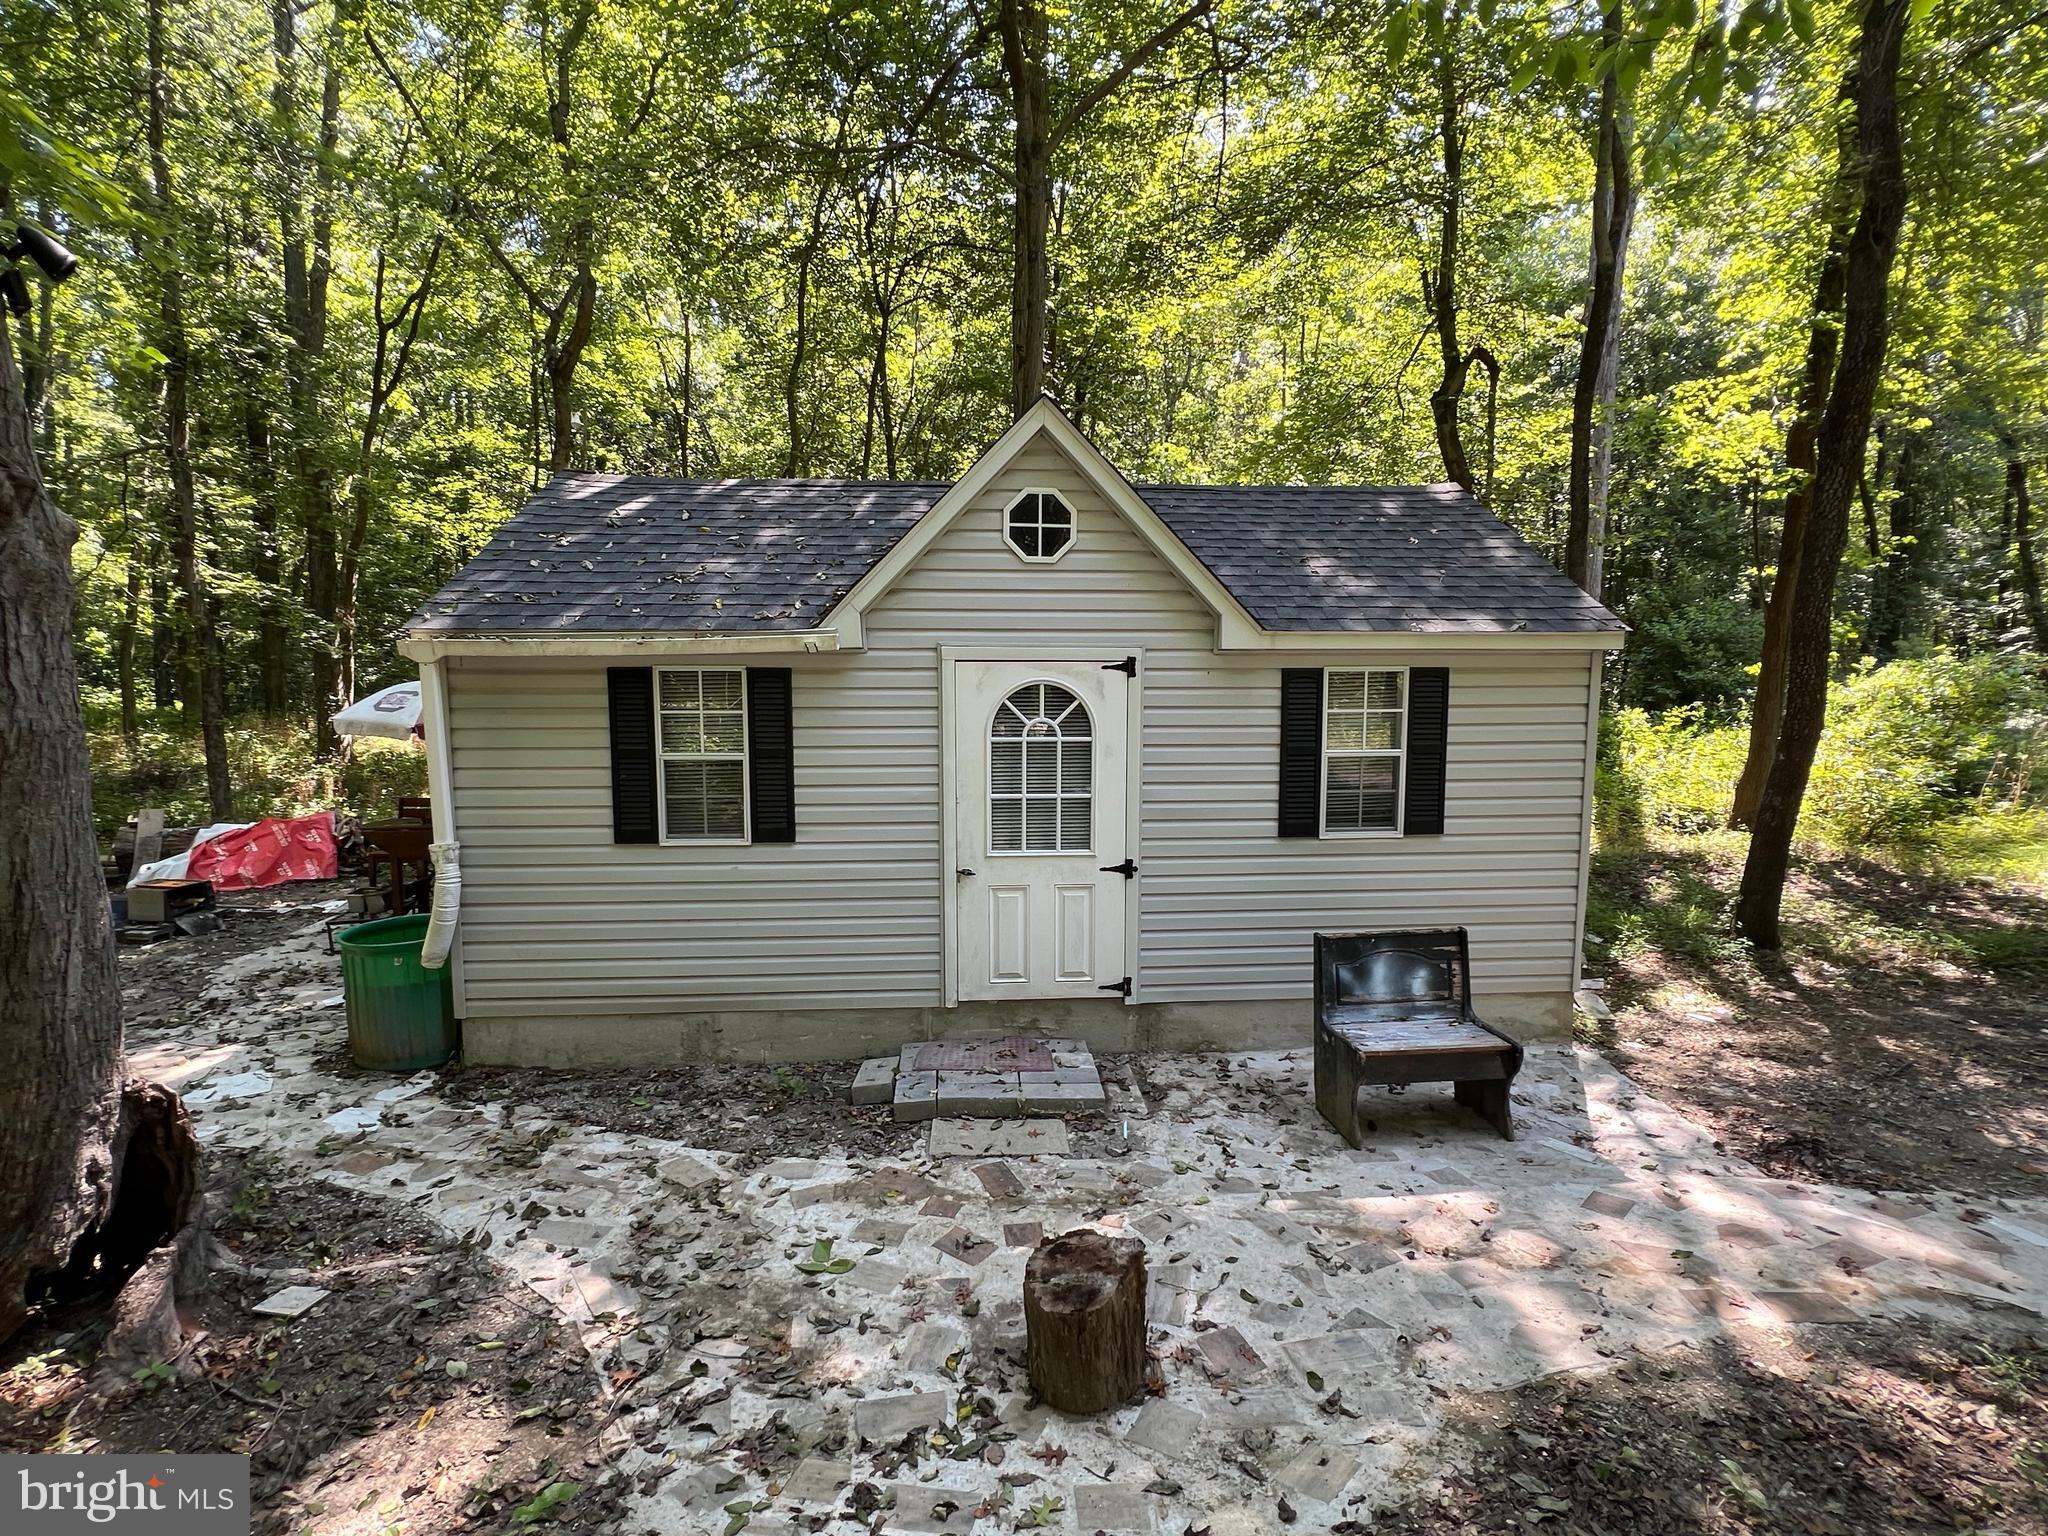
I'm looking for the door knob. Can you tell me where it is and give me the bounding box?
[956,867,975,877]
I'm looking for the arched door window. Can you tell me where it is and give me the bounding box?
[989,682,1093,852]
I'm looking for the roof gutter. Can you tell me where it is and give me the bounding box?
[398,630,844,663]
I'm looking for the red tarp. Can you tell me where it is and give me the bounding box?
[185,811,339,890]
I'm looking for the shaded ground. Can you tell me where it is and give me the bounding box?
[1375,1323,2048,1535]
[439,1056,1139,1169]
[0,1152,626,1536]
[1583,835,2048,1200]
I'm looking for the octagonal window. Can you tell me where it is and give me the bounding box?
[1004,490,1075,563]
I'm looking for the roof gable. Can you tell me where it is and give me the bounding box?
[823,398,1266,650]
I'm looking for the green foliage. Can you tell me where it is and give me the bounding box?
[84,709,426,838]
[1599,655,2048,869]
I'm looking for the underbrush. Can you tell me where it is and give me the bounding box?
[1596,653,2047,884]
[85,707,426,840]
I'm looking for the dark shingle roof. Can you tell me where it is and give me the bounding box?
[1140,483,1623,634]
[410,477,946,633]
[409,473,1622,636]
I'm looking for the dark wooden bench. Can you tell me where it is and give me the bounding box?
[1313,928,1524,1143]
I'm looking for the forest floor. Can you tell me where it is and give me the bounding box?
[2,858,2044,1535]
[1581,833,2048,1201]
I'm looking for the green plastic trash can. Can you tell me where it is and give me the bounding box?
[337,914,456,1071]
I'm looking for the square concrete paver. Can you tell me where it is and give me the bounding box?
[780,1456,850,1505]
[1124,1399,1203,1457]
[1072,1482,1154,1532]
[853,1391,951,1443]
[1277,1443,1361,1503]
[929,1118,1070,1157]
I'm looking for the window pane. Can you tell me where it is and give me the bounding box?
[1326,712,1364,750]
[1327,671,1365,712]
[701,670,743,710]
[991,798,1023,852]
[702,761,744,837]
[1060,796,1092,850]
[659,670,700,709]
[1011,523,1042,558]
[702,711,746,753]
[1025,738,1057,793]
[1024,797,1058,852]
[1040,496,1072,527]
[660,714,703,754]
[1059,739,1092,793]
[1363,712,1403,750]
[1040,524,1073,555]
[991,740,1023,795]
[1365,671,1404,711]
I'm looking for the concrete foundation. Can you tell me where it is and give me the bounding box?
[458,991,1573,1068]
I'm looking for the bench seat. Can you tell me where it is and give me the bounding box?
[1313,929,1524,1144]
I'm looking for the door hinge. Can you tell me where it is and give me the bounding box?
[1099,858,1137,879]
[1102,656,1137,676]
[1098,976,1132,997]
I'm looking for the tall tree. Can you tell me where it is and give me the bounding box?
[993,0,1215,417]
[1422,0,1497,496]
[148,0,231,817]
[1735,0,1911,948]
[1728,86,1859,829]
[1563,0,1636,594]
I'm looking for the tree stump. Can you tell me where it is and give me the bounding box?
[1023,1229,1146,1413]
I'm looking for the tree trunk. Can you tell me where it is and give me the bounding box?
[119,547,142,739]
[1424,20,1497,498]
[149,0,231,820]
[1001,0,1055,419]
[275,0,344,758]
[1735,0,1910,950]
[1023,1230,1147,1413]
[1564,0,1636,598]
[2013,454,2048,651]
[335,241,441,723]
[1728,80,1860,829]
[1868,426,1924,661]
[0,290,128,1344]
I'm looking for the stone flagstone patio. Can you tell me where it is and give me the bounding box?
[124,914,2048,1535]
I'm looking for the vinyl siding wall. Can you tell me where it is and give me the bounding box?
[445,433,1596,1027]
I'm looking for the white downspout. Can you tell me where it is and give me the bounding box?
[418,654,461,974]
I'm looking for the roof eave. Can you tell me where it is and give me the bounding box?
[397,629,844,662]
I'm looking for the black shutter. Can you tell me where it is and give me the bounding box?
[746,667,796,844]
[1278,667,1323,838]
[607,667,659,844]
[1404,667,1450,835]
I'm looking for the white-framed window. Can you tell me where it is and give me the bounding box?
[656,667,748,841]
[1003,489,1076,563]
[989,681,1093,853]
[1323,668,1406,834]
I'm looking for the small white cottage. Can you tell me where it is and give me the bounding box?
[399,399,1624,1066]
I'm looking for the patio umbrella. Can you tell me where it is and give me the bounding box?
[331,680,423,741]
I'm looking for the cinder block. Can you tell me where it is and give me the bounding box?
[849,1056,897,1106]
[892,1071,938,1123]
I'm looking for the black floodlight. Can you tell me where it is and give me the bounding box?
[2,221,79,317]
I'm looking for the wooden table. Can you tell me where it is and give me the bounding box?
[361,817,432,915]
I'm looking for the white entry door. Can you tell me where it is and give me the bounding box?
[953,660,1130,1001]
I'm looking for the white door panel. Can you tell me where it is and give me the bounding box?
[954,660,1129,1001]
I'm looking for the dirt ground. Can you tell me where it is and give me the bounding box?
[1372,1322,2048,1536]
[0,1151,628,1536]
[1583,841,2048,1201]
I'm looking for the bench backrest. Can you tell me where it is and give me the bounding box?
[1314,928,1471,1018]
